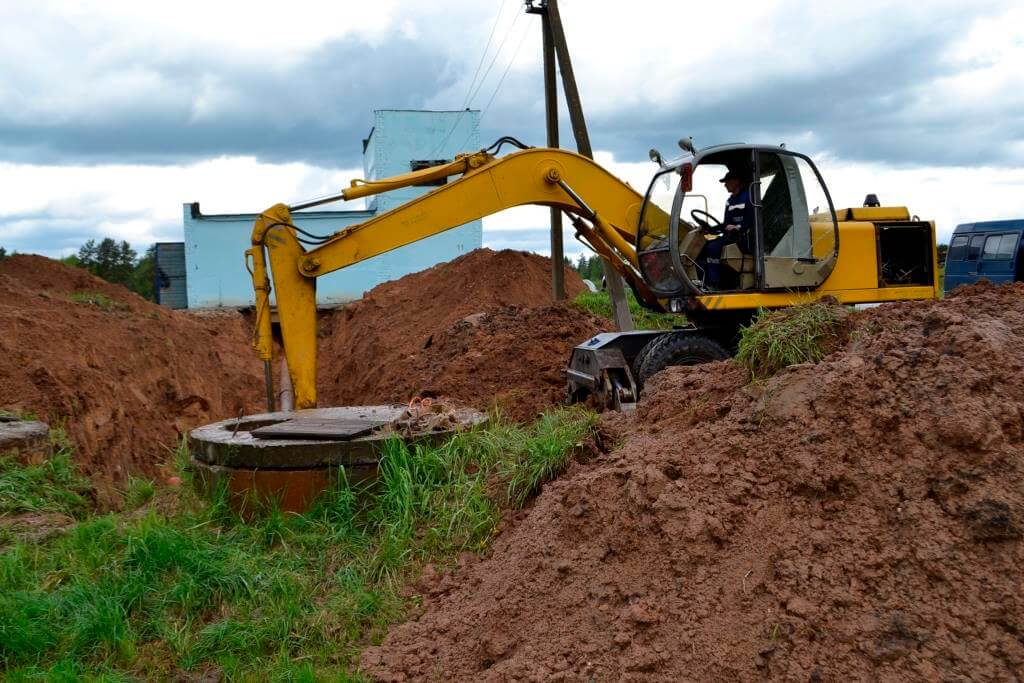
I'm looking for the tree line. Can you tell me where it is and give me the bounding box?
[1,238,158,301]
[570,253,605,283]
[62,238,158,300]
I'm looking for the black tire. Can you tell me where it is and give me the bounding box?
[634,333,729,388]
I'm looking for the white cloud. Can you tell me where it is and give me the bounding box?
[0,158,363,257]
[1,0,1022,261]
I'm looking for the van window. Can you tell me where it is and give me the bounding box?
[982,233,1019,260]
[967,234,986,260]
[948,235,968,261]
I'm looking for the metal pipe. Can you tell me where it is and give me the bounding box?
[279,355,294,412]
[263,360,275,412]
[289,192,347,212]
[555,179,595,219]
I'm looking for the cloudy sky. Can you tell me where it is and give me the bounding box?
[1,0,1022,260]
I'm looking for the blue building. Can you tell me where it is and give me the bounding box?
[167,109,482,309]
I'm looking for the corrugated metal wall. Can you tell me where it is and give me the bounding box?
[154,242,187,309]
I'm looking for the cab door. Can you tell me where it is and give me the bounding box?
[754,150,839,289]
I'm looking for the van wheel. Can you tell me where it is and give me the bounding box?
[634,333,729,389]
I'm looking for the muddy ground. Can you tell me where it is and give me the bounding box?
[318,249,604,420]
[4,249,1024,679]
[0,255,265,496]
[0,249,604,490]
[362,281,1024,680]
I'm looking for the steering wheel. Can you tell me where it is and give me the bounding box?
[690,209,723,234]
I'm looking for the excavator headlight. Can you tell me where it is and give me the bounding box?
[668,298,685,313]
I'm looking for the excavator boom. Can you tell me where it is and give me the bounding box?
[247,139,939,414]
[246,145,660,409]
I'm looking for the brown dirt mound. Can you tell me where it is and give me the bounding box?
[362,281,1024,681]
[1,249,604,487]
[319,249,605,419]
[0,255,264,490]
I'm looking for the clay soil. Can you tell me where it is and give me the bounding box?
[0,255,266,491]
[362,281,1024,681]
[0,249,607,487]
[318,249,606,421]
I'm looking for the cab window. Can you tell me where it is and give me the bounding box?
[967,234,986,260]
[982,233,1019,260]
[947,235,968,261]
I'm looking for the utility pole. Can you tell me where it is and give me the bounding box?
[541,5,564,301]
[526,0,634,331]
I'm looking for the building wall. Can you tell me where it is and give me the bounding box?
[182,109,482,309]
[363,109,481,214]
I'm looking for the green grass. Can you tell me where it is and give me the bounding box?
[570,288,679,330]
[69,291,128,312]
[0,429,93,518]
[0,408,598,680]
[736,299,849,379]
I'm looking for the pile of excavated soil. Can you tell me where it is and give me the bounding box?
[319,249,607,420]
[0,255,264,488]
[0,249,607,486]
[362,281,1024,680]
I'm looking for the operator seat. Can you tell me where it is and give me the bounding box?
[678,225,708,283]
[720,243,755,289]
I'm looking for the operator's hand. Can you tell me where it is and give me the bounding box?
[724,224,739,233]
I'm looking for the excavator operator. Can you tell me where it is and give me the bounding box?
[701,166,754,288]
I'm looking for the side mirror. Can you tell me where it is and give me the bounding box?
[678,137,695,154]
[649,148,664,166]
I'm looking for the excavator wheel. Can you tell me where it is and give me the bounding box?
[633,333,729,389]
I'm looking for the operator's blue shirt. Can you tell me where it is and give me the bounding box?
[723,187,755,251]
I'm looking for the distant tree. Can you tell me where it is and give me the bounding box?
[0,246,7,261]
[70,237,157,301]
[937,243,949,265]
[574,254,587,273]
[129,244,157,301]
[76,238,137,286]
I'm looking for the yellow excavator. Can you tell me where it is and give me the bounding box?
[246,137,939,411]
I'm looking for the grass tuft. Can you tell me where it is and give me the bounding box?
[69,291,128,312]
[736,298,850,379]
[0,448,93,518]
[123,477,155,509]
[0,408,598,679]
[570,289,679,330]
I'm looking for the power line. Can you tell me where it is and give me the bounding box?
[429,0,512,159]
[461,0,509,110]
[457,22,533,153]
[481,24,532,117]
[463,9,523,109]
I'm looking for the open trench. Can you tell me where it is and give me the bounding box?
[0,249,605,501]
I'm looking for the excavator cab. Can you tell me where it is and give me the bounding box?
[636,144,840,298]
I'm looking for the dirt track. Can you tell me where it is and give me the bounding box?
[362,281,1024,680]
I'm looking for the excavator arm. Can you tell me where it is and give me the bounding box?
[246,145,662,409]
